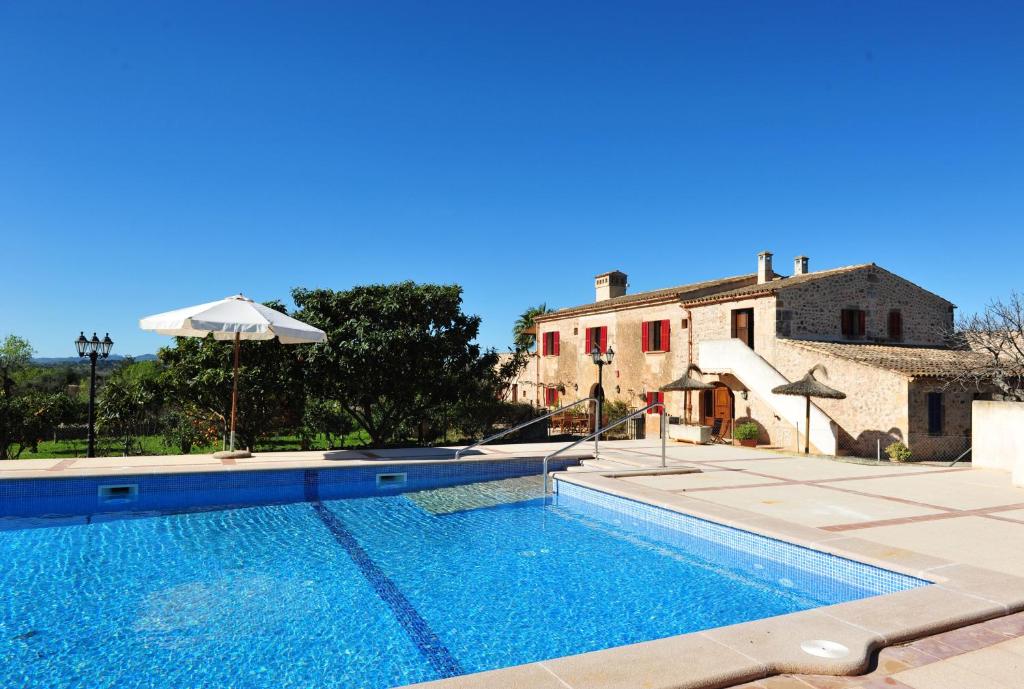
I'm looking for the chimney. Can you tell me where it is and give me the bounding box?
[757,251,774,284]
[793,255,809,275]
[595,271,627,302]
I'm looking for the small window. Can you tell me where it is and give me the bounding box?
[645,391,665,414]
[841,309,866,338]
[641,320,670,352]
[542,332,560,356]
[888,310,903,342]
[585,326,607,355]
[680,318,688,329]
[927,392,944,435]
[545,386,559,407]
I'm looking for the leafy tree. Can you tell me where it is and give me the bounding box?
[1,335,34,397]
[96,361,163,456]
[0,335,76,459]
[513,304,553,352]
[158,301,307,450]
[293,282,500,446]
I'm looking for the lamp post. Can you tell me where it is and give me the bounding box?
[590,345,615,446]
[75,332,113,458]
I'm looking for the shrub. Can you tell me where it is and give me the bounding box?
[734,422,759,441]
[885,441,912,463]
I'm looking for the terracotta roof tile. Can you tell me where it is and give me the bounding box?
[781,340,989,377]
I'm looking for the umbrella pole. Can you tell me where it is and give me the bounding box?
[804,396,810,455]
[229,332,240,452]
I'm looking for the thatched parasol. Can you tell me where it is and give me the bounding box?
[661,364,714,423]
[771,364,846,454]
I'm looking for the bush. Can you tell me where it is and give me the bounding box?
[734,422,760,441]
[885,441,912,463]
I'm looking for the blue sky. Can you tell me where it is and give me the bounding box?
[2,2,1021,357]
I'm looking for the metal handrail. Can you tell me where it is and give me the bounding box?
[455,397,599,460]
[948,446,972,467]
[542,401,667,493]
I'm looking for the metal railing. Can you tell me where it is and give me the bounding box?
[948,446,972,467]
[542,401,667,493]
[454,397,599,461]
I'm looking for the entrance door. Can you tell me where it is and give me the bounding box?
[701,384,734,429]
[732,308,755,349]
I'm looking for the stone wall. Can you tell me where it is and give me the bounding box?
[774,340,910,457]
[776,265,953,346]
[906,379,974,461]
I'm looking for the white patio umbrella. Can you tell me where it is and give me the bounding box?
[140,294,327,457]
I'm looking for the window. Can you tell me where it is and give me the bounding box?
[584,326,608,354]
[927,392,944,435]
[544,386,559,407]
[645,391,664,414]
[541,331,560,356]
[641,320,670,352]
[841,309,866,338]
[680,318,688,329]
[888,310,903,342]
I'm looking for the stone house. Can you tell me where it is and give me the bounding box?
[532,251,988,460]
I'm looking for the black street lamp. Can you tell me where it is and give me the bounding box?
[590,345,615,436]
[76,331,113,458]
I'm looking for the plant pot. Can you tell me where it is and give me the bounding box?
[735,439,757,447]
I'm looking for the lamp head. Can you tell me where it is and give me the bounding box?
[100,333,113,358]
[75,332,88,357]
[591,346,600,365]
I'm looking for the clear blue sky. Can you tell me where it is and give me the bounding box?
[2,2,1021,357]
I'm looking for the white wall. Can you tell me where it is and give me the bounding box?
[699,338,839,455]
[973,401,1024,485]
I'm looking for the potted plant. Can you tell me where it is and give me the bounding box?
[734,421,760,447]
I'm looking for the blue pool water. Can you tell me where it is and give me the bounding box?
[0,473,926,689]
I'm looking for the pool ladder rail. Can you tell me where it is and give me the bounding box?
[541,401,668,493]
[454,397,600,461]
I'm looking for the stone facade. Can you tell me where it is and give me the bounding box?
[533,254,973,459]
[775,266,954,345]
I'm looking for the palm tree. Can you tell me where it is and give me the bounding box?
[513,304,554,352]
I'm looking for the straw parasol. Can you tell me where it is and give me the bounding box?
[140,294,327,458]
[771,364,846,454]
[661,364,714,423]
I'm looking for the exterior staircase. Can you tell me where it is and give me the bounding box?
[698,338,839,455]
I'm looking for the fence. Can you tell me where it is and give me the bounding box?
[837,431,971,463]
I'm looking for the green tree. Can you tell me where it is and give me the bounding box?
[0,335,34,397]
[158,301,307,450]
[513,304,553,352]
[293,282,500,446]
[96,360,164,456]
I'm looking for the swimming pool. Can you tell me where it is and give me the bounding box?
[0,468,926,689]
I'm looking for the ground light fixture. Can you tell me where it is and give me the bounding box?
[591,345,615,439]
[76,331,113,458]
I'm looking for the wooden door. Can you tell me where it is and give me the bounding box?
[713,386,733,421]
[732,308,754,349]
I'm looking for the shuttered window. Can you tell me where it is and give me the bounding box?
[841,309,866,338]
[542,331,560,356]
[645,391,664,413]
[545,386,559,407]
[641,320,671,352]
[584,326,608,355]
[927,392,944,435]
[888,310,903,342]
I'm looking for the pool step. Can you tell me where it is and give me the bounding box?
[565,458,638,473]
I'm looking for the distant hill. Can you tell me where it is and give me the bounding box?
[31,354,158,366]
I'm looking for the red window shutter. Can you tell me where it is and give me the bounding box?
[553,332,560,355]
[646,391,654,413]
[661,320,670,352]
[542,333,548,356]
[585,328,592,355]
[841,311,850,337]
[641,321,649,352]
[857,311,866,337]
[599,326,608,353]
